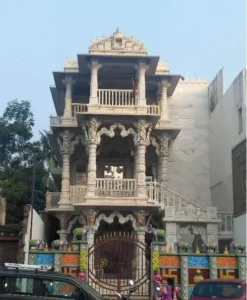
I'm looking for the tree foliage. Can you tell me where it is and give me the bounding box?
[0,100,50,223]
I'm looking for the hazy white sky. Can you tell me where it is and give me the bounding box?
[0,0,245,139]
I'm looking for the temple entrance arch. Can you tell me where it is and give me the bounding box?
[88,212,149,298]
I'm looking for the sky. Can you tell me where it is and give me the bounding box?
[0,0,246,139]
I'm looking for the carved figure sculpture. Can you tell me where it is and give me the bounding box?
[73,227,87,241]
[147,224,166,242]
[51,239,68,250]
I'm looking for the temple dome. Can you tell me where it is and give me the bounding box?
[89,28,147,56]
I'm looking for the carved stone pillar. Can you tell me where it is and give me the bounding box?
[137,62,148,106]
[89,60,101,105]
[58,130,72,208]
[159,80,169,122]
[62,76,75,118]
[206,223,219,248]
[158,134,173,185]
[135,120,152,198]
[57,214,70,241]
[82,118,101,197]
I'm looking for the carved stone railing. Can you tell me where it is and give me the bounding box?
[147,181,206,213]
[218,212,234,233]
[96,178,136,197]
[98,89,135,106]
[50,116,62,126]
[46,192,60,209]
[72,104,89,116]
[147,105,160,115]
[70,185,87,204]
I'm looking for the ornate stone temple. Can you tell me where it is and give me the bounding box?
[38,29,231,298]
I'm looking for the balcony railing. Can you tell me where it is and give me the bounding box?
[96,178,136,197]
[72,104,88,116]
[147,105,160,115]
[98,89,136,106]
[46,192,60,209]
[70,185,87,204]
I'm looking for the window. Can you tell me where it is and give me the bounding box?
[2,277,34,295]
[1,277,80,298]
[238,107,243,134]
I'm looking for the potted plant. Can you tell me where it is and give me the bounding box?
[207,242,217,253]
[179,241,190,253]
[230,242,245,254]
[29,240,36,250]
[230,242,238,254]
[238,243,245,254]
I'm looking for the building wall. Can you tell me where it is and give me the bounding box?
[209,69,246,212]
[24,206,46,264]
[167,79,211,209]
[234,214,246,247]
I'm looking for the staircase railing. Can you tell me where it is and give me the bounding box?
[147,181,206,213]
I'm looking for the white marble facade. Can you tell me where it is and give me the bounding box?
[167,79,211,209]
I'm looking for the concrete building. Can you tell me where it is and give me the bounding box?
[41,29,235,298]
[209,69,246,249]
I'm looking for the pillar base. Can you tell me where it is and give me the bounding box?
[57,230,70,241]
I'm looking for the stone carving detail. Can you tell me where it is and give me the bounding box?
[149,136,160,155]
[176,205,207,219]
[86,209,97,228]
[89,28,147,55]
[210,257,217,279]
[238,257,246,280]
[82,118,101,144]
[94,211,137,230]
[67,213,86,232]
[135,210,146,227]
[158,133,173,157]
[136,120,152,146]
[70,134,86,154]
[57,130,72,155]
[181,256,189,300]
[58,214,69,230]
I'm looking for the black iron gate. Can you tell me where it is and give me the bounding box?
[88,232,149,298]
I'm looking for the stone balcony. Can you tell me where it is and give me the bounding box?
[50,89,160,128]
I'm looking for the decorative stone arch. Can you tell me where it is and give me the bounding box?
[70,133,87,154]
[96,123,137,145]
[93,211,137,231]
[149,136,160,156]
[67,214,86,232]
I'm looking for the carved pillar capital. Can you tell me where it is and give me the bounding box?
[85,209,98,228]
[135,209,147,227]
[57,213,70,230]
[82,118,101,145]
[57,130,72,155]
[135,119,152,146]
[158,133,173,157]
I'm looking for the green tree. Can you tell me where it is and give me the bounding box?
[0,100,48,223]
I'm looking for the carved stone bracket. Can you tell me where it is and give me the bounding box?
[85,209,98,228]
